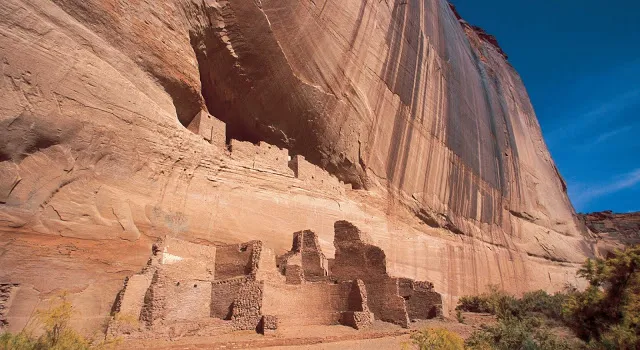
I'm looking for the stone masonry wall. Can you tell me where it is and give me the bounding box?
[214,242,257,280]
[277,230,328,283]
[210,277,246,320]
[230,140,295,177]
[399,278,443,320]
[340,279,373,329]
[332,220,410,327]
[231,280,264,331]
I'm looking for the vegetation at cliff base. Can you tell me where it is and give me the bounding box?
[408,327,466,350]
[453,244,640,350]
[0,293,119,350]
[563,244,640,349]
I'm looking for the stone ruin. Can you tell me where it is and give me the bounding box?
[187,109,352,194]
[108,221,442,338]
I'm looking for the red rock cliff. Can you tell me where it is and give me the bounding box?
[0,0,591,333]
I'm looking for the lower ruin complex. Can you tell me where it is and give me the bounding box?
[108,221,442,338]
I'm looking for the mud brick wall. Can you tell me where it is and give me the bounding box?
[230,140,294,177]
[332,221,388,281]
[399,278,443,319]
[261,282,351,327]
[289,155,346,194]
[161,237,217,280]
[144,271,212,324]
[215,242,257,280]
[365,278,409,327]
[300,230,328,281]
[164,280,212,321]
[186,110,226,147]
[284,265,303,284]
[255,247,285,283]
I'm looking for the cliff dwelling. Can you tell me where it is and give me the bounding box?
[107,221,442,338]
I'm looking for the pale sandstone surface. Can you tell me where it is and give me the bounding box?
[0,0,592,336]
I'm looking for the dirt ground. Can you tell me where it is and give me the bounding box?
[119,313,496,349]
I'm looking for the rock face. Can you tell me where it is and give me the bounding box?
[0,0,592,334]
[580,211,640,256]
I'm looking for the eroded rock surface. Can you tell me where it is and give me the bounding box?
[580,211,640,256]
[0,0,592,334]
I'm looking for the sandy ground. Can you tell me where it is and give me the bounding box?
[119,313,496,349]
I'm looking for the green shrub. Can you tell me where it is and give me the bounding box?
[0,293,119,350]
[409,327,465,350]
[562,245,640,349]
[0,332,37,350]
[465,316,576,350]
[455,309,465,324]
[457,287,568,322]
[456,285,520,319]
[458,245,640,350]
[519,290,567,321]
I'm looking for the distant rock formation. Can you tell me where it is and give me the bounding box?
[580,211,640,256]
[0,0,591,334]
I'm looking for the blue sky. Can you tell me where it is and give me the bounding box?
[451,0,640,213]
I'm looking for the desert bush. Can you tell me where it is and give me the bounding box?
[456,286,520,319]
[455,309,465,324]
[519,290,567,321]
[457,286,568,323]
[458,245,640,350]
[465,316,576,350]
[562,245,640,349]
[408,327,465,350]
[0,332,37,349]
[0,293,119,350]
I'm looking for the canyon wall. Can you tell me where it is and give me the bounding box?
[580,211,640,256]
[0,0,592,334]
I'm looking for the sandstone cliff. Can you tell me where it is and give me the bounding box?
[0,0,592,333]
[580,211,640,256]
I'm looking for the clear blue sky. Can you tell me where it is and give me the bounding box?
[451,0,640,213]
